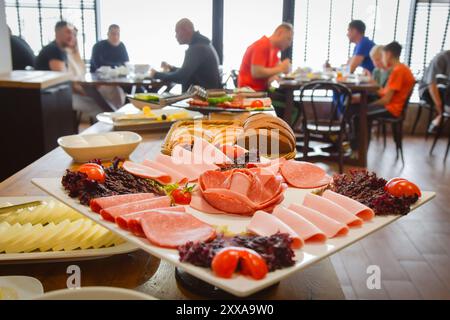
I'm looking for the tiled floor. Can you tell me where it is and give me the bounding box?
[329,134,450,300]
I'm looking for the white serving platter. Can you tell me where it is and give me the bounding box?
[0,196,138,264]
[32,178,435,297]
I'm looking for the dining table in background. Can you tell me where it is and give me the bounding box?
[0,109,345,300]
[75,73,173,112]
[276,79,379,168]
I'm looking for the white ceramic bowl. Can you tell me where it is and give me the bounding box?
[58,131,142,163]
[35,287,156,300]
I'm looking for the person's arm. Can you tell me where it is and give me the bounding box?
[370,88,395,106]
[428,82,443,114]
[153,46,203,83]
[348,55,364,73]
[121,43,130,64]
[251,59,290,79]
[48,59,66,72]
[90,44,99,72]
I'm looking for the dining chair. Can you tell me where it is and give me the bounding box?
[368,87,415,164]
[429,111,450,160]
[296,81,352,173]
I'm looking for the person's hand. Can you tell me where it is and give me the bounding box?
[149,68,157,78]
[161,61,171,72]
[278,59,291,74]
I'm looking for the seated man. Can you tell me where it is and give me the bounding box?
[347,20,375,74]
[9,27,35,70]
[90,24,129,72]
[368,41,415,119]
[418,50,450,133]
[35,21,74,71]
[238,23,293,91]
[150,18,220,91]
[369,45,391,88]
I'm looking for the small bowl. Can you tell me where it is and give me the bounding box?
[35,286,156,300]
[58,131,142,163]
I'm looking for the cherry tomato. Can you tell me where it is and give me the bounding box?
[171,188,192,205]
[238,250,268,280]
[250,100,264,109]
[78,163,106,183]
[211,249,240,279]
[385,177,407,188]
[386,179,421,198]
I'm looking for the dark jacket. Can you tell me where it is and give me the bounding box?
[154,32,221,91]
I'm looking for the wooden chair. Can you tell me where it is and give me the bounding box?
[368,88,414,164]
[429,111,450,160]
[296,81,352,173]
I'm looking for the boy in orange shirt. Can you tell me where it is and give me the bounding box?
[368,41,415,119]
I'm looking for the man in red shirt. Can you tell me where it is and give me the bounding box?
[238,23,293,91]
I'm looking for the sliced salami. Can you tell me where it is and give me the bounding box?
[280,160,331,189]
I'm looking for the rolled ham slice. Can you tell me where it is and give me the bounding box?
[116,206,186,237]
[280,160,331,189]
[100,196,172,222]
[247,211,304,249]
[273,206,327,242]
[322,190,375,221]
[90,193,155,213]
[122,161,171,184]
[288,203,349,238]
[141,211,216,248]
[303,193,363,227]
[142,159,188,185]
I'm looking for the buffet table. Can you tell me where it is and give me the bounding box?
[0,120,345,300]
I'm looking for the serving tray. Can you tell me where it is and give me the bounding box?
[32,178,435,297]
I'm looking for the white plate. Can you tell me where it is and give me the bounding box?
[35,286,156,300]
[32,178,435,297]
[0,276,44,300]
[0,196,138,264]
[58,131,142,163]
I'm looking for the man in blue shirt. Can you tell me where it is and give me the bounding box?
[347,20,375,73]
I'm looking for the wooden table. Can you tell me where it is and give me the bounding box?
[0,120,345,300]
[75,73,169,112]
[278,80,379,168]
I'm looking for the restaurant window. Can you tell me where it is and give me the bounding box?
[292,0,412,70]
[98,0,212,67]
[4,0,98,60]
[222,0,284,72]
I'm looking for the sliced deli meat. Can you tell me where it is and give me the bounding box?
[322,190,375,221]
[192,136,233,165]
[247,211,303,249]
[122,161,171,184]
[280,160,331,188]
[303,193,363,227]
[288,203,349,238]
[273,206,327,242]
[89,193,155,213]
[169,147,219,181]
[116,206,186,237]
[100,196,172,222]
[141,211,216,248]
[142,159,188,185]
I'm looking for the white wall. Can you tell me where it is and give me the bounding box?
[0,0,12,74]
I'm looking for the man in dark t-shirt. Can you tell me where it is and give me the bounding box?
[90,24,129,72]
[8,27,36,70]
[35,21,74,71]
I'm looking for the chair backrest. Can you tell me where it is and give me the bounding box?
[400,81,417,120]
[298,81,352,131]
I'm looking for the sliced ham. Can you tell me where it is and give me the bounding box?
[303,193,363,227]
[100,196,172,222]
[166,147,219,182]
[192,136,233,165]
[288,203,349,238]
[202,188,258,215]
[116,206,186,237]
[122,161,171,184]
[142,159,188,185]
[280,160,331,189]
[247,211,303,249]
[141,211,216,248]
[90,193,155,213]
[189,190,227,214]
[322,190,375,221]
[273,206,327,242]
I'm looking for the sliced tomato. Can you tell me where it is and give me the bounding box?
[250,100,264,109]
[238,250,268,280]
[78,163,106,183]
[386,179,421,198]
[211,249,240,279]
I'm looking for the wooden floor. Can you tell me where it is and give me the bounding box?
[327,134,450,300]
